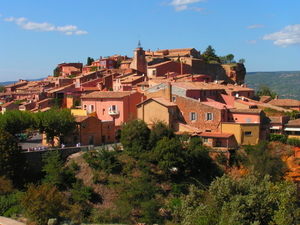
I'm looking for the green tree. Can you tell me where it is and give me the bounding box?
[242,142,287,181]
[0,85,6,93]
[238,58,245,64]
[202,45,220,63]
[153,137,184,174]
[42,150,64,186]
[256,83,277,99]
[20,183,68,225]
[148,120,175,149]
[0,129,25,185]
[34,108,76,145]
[0,110,34,136]
[53,67,60,77]
[120,118,150,155]
[185,137,222,182]
[87,57,94,66]
[176,174,300,225]
[226,54,234,63]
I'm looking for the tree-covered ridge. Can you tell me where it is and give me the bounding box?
[245,71,300,100]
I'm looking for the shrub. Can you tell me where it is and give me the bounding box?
[270,134,286,143]
[287,138,300,147]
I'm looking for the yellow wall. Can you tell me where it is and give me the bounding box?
[138,101,171,126]
[222,123,260,145]
[71,109,87,116]
[287,135,300,140]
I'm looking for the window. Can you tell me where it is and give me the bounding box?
[111,105,117,112]
[107,125,110,131]
[190,112,198,121]
[172,96,176,102]
[83,105,87,110]
[152,70,156,76]
[286,131,292,135]
[245,131,252,136]
[203,137,208,143]
[88,105,94,113]
[205,113,214,121]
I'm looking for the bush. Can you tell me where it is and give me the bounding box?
[287,138,300,147]
[270,134,286,143]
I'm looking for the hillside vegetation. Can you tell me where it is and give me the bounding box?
[245,71,300,100]
[2,119,300,225]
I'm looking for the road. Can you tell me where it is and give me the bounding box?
[19,133,46,151]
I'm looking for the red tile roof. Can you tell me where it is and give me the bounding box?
[199,132,233,138]
[81,91,135,99]
[268,99,300,107]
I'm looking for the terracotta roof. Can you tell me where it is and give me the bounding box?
[201,101,234,110]
[152,97,177,107]
[199,132,233,138]
[1,101,15,107]
[81,91,134,99]
[286,119,300,126]
[175,121,202,133]
[137,97,176,107]
[235,99,257,106]
[268,99,300,107]
[262,116,282,124]
[229,109,262,114]
[75,115,90,123]
[259,96,272,103]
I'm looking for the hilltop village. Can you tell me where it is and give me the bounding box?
[1,44,300,149]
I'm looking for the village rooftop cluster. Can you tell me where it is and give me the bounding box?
[1,44,300,149]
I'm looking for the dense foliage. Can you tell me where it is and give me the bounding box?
[0,117,299,225]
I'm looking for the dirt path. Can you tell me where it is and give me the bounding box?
[0,217,25,225]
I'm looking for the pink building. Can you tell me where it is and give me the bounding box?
[80,91,146,130]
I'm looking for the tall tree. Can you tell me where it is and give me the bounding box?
[256,83,277,99]
[226,54,234,63]
[87,57,94,66]
[34,108,76,145]
[238,58,245,64]
[148,120,175,150]
[120,118,150,155]
[0,129,25,185]
[0,110,34,136]
[202,45,220,63]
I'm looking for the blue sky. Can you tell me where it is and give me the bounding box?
[1,0,300,82]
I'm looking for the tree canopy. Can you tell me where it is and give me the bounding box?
[256,83,277,99]
[202,45,220,63]
[34,108,76,144]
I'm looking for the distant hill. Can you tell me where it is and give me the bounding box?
[0,78,46,86]
[245,71,300,100]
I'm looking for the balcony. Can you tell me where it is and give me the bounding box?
[108,110,119,116]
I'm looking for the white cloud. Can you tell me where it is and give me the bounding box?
[245,40,257,44]
[246,24,265,29]
[263,24,300,47]
[4,17,88,35]
[169,0,206,11]
[170,0,205,5]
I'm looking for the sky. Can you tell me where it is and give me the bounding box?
[1,0,300,82]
